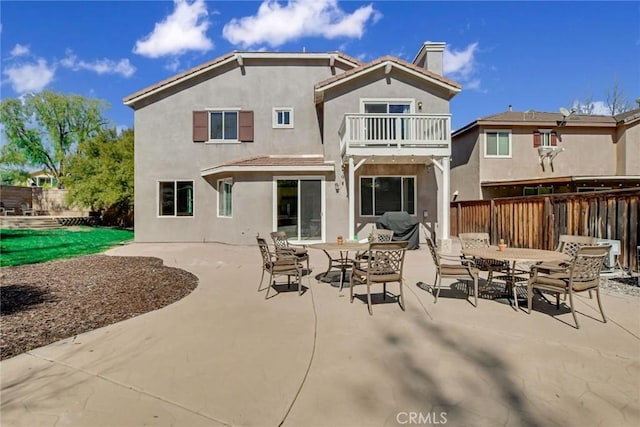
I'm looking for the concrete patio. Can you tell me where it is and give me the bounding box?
[1,241,639,426]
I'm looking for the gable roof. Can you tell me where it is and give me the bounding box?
[452,110,619,137]
[314,55,461,103]
[123,51,363,107]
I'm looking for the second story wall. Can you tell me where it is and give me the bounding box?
[321,68,451,161]
[616,121,640,175]
[450,129,481,200]
[478,126,617,183]
[133,58,348,178]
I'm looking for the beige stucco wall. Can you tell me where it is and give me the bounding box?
[133,59,345,243]
[132,57,453,244]
[322,67,451,240]
[617,120,640,174]
[479,126,617,183]
[450,129,481,201]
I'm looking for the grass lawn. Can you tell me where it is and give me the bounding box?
[0,227,134,267]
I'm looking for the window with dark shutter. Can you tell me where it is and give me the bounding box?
[533,131,541,148]
[550,131,557,146]
[193,111,208,142]
[238,110,254,142]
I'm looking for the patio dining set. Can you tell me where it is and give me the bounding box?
[256,230,611,328]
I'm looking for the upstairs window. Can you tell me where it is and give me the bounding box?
[273,108,294,128]
[485,130,511,157]
[193,110,253,143]
[534,130,557,147]
[159,181,193,217]
[210,111,237,141]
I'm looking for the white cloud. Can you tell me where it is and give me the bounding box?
[61,50,136,77]
[443,42,480,90]
[133,0,213,58]
[222,0,382,48]
[572,100,610,115]
[3,59,55,93]
[10,44,30,57]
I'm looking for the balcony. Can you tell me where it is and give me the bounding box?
[339,114,451,160]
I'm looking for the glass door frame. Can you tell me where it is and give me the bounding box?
[272,176,326,244]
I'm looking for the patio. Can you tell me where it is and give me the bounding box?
[1,241,638,426]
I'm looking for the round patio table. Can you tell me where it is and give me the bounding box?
[462,246,570,309]
[308,241,368,291]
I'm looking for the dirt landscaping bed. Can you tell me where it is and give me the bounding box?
[0,255,198,360]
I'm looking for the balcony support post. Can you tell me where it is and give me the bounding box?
[430,156,451,251]
[348,157,366,240]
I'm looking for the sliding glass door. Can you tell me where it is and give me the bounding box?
[275,178,323,242]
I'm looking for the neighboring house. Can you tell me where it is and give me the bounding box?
[450,108,640,200]
[124,42,461,245]
[28,170,58,188]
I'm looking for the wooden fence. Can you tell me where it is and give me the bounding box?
[450,188,640,271]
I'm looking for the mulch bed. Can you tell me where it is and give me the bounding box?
[0,255,198,360]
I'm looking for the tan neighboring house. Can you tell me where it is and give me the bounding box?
[450,108,640,200]
[124,43,461,245]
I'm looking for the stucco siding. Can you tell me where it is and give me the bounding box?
[479,127,617,183]
[133,60,341,243]
[450,130,481,200]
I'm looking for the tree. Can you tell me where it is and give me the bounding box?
[0,91,108,188]
[606,76,633,115]
[65,128,134,222]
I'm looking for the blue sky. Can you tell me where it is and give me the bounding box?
[1,0,638,132]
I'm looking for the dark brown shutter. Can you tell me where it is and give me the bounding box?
[550,131,557,146]
[533,131,541,148]
[238,110,254,142]
[193,111,208,142]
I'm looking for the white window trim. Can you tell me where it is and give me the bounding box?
[217,178,233,218]
[157,179,195,218]
[272,107,294,129]
[538,129,552,147]
[484,130,512,158]
[359,98,415,113]
[359,175,417,217]
[206,108,241,144]
[272,176,326,244]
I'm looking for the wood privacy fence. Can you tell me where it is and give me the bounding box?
[450,189,640,271]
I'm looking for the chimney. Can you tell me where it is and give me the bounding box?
[636,97,640,108]
[508,104,512,112]
[413,41,445,76]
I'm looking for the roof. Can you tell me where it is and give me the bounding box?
[200,155,336,177]
[123,51,363,107]
[481,175,640,187]
[314,55,461,103]
[614,107,640,124]
[453,110,619,137]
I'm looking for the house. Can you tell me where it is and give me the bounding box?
[27,170,58,188]
[124,42,461,246]
[450,108,640,200]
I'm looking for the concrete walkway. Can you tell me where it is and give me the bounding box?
[1,242,639,427]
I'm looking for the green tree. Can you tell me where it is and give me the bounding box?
[0,167,30,186]
[66,128,134,220]
[0,91,108,188]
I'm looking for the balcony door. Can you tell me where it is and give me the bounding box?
[274,178,324,242]
[362,100,412,141]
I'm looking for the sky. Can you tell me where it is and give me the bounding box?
[1,0,638,132]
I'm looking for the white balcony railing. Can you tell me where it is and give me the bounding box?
[339,114,451,158]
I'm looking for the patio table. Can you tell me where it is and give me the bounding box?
[308,241,368,291]
[462,246,570,309]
